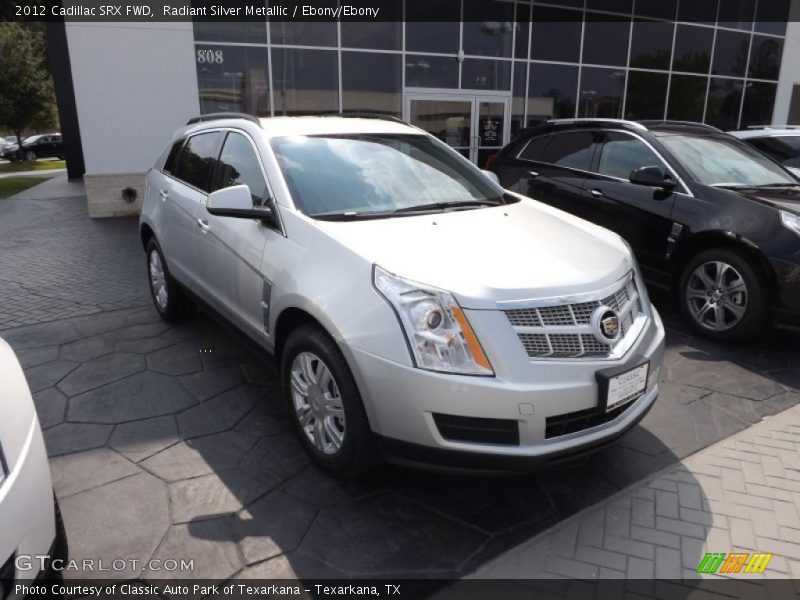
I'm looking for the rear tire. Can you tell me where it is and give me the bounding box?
[145,238,195,322]
[281,323,379,478]
[678,247,768,343]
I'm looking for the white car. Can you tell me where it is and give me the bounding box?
[0,337,66,591]
[729,126,800,178]
[140,114,665,476]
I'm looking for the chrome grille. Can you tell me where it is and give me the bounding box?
[505,273,646,360]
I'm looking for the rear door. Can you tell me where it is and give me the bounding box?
[160,130,221,290]
[583,131,678,278]
[200,130,277,338]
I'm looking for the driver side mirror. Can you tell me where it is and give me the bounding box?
[629,166,676,191]
[207,184,277,227]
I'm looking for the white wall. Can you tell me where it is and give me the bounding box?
[774,0,800,125]
[65,21,199,215]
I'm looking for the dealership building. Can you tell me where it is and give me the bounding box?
[50,0,800,216]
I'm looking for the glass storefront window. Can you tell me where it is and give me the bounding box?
[635,0,676,20]
[667,74,708,121]
[514,3,530,60]
[341,21,401,50]
[741,82,778,128]
[578,67,626,118]
[748,35,783,81]
[530,6,582,63]
[630,19,674,70]
[341,52,401,116]
[717,0,755,30]
[678,0,718,24]
[672,25,713,74]
[528,62,579,123]
[406,54,459,89]
[583,14,631,67]
[755,0,790,36]
[405,0,460,54]
[195,45,269,116]
[461,59,511,91]
[193,20,267,45]
[625,71,668,120]
[705,78,744,130]
[462,1,514,58]
[587,0,632,14]
[511,62,526,137]
[271,48,338,115]
[269,21,337,47]
[711,30,750,78]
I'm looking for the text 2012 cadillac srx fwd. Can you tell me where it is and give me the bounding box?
[139,114,665,476]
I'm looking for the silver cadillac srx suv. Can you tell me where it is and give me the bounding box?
[140,113,665,476]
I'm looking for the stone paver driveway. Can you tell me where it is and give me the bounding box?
[1,194,799,580]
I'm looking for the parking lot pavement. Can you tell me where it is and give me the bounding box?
[1,194,800,580]
[470,402,800,581]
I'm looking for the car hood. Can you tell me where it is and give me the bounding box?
[728,184,800,213]
[314,196,634,309]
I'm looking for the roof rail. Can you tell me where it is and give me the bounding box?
[186,112,261,126]
[746,124,800,130]
[330,111,408,124]
[639,120,722,133]
[546,118,648,131]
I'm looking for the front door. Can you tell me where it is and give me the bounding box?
[406,94,509,168]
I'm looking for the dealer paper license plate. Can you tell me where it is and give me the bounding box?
[606,362,649,412]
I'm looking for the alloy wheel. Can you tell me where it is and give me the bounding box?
[149,250,168,311]
[290,351,345,455]
[685,260,748,332]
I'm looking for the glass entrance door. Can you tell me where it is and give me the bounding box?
[406,94,509,167]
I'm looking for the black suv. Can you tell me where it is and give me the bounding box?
[1,133,64,162]
[489,119,800,342]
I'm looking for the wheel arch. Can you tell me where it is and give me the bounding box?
[140,222,156,250]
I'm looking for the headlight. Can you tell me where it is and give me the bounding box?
[373,266,493,376]
[781,210,800,237]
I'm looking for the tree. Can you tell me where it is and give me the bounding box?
[0,23,58,159]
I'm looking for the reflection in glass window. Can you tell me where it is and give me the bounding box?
[755,0,790,35]
[511,62,526,137]
[531,7,582,63]
[193,14,267,44]
[634,0,676,20]
[405,0,459,54]
[514,3,530,59]
[409,100,471,147]
[582,15,631,67]
[406,55,458,88]
[519,136,551,161]
[271,48,338,115]
[269,21,337,46]
[741,82,778,128]
[626,71,668,120]
[579,67,626,119]
[748,36,783,81]
[717,0,755,30]
[541,132,595,171]
[598,133,666,180]
[174,132,219,192]
[677,0,718,23]
[342,52,401,116]
[705,78,744,130]
[528,63,578,123]
[667,75,708,121]
[461,59,511,91]
[196,45,269,117]
[462,1,514,58]
[672,25,713,74]
[630,20,674,70]
[341,21,401,50]
[712,30,750,77]
[587,0,632,13]
[216,132,268,206]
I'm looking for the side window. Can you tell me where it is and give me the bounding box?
[214,132,269,207]
[540,131,595,171]
[163,139,184,175]
[518,135,551,161]
[173,132,220,191]
[597,132,668,180]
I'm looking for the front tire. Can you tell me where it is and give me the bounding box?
[281,323,379,477]
[145,238,195,322]
[678,248,768,342]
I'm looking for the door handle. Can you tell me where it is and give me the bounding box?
[197,218,209,232]
[590,188,605,198]
[159,189,169,202]
[527,171,539,180]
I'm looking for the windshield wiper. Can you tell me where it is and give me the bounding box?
[392,199,503,214]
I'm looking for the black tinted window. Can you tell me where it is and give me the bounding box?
[519,135,551,161]
[748,137,800,169]
[215,132,269,206]
[173,132,219,191]
[541,132,595,171]
[163,139,184,175]
[597,132,666,180]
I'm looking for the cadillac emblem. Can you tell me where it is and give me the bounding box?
[592,306,621,344]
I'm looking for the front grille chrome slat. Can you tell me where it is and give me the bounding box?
[505,273,646,360]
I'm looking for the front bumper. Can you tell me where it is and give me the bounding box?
[0,417,56,593]
[344,308,665,472]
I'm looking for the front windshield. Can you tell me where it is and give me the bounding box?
[658,133,797,187]
[270,134,504,217]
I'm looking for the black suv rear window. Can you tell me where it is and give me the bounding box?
[540,131,595,171]
[173,132,219,191]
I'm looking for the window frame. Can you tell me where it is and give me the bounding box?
[515,129,600,175]
[168,130,223,194]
